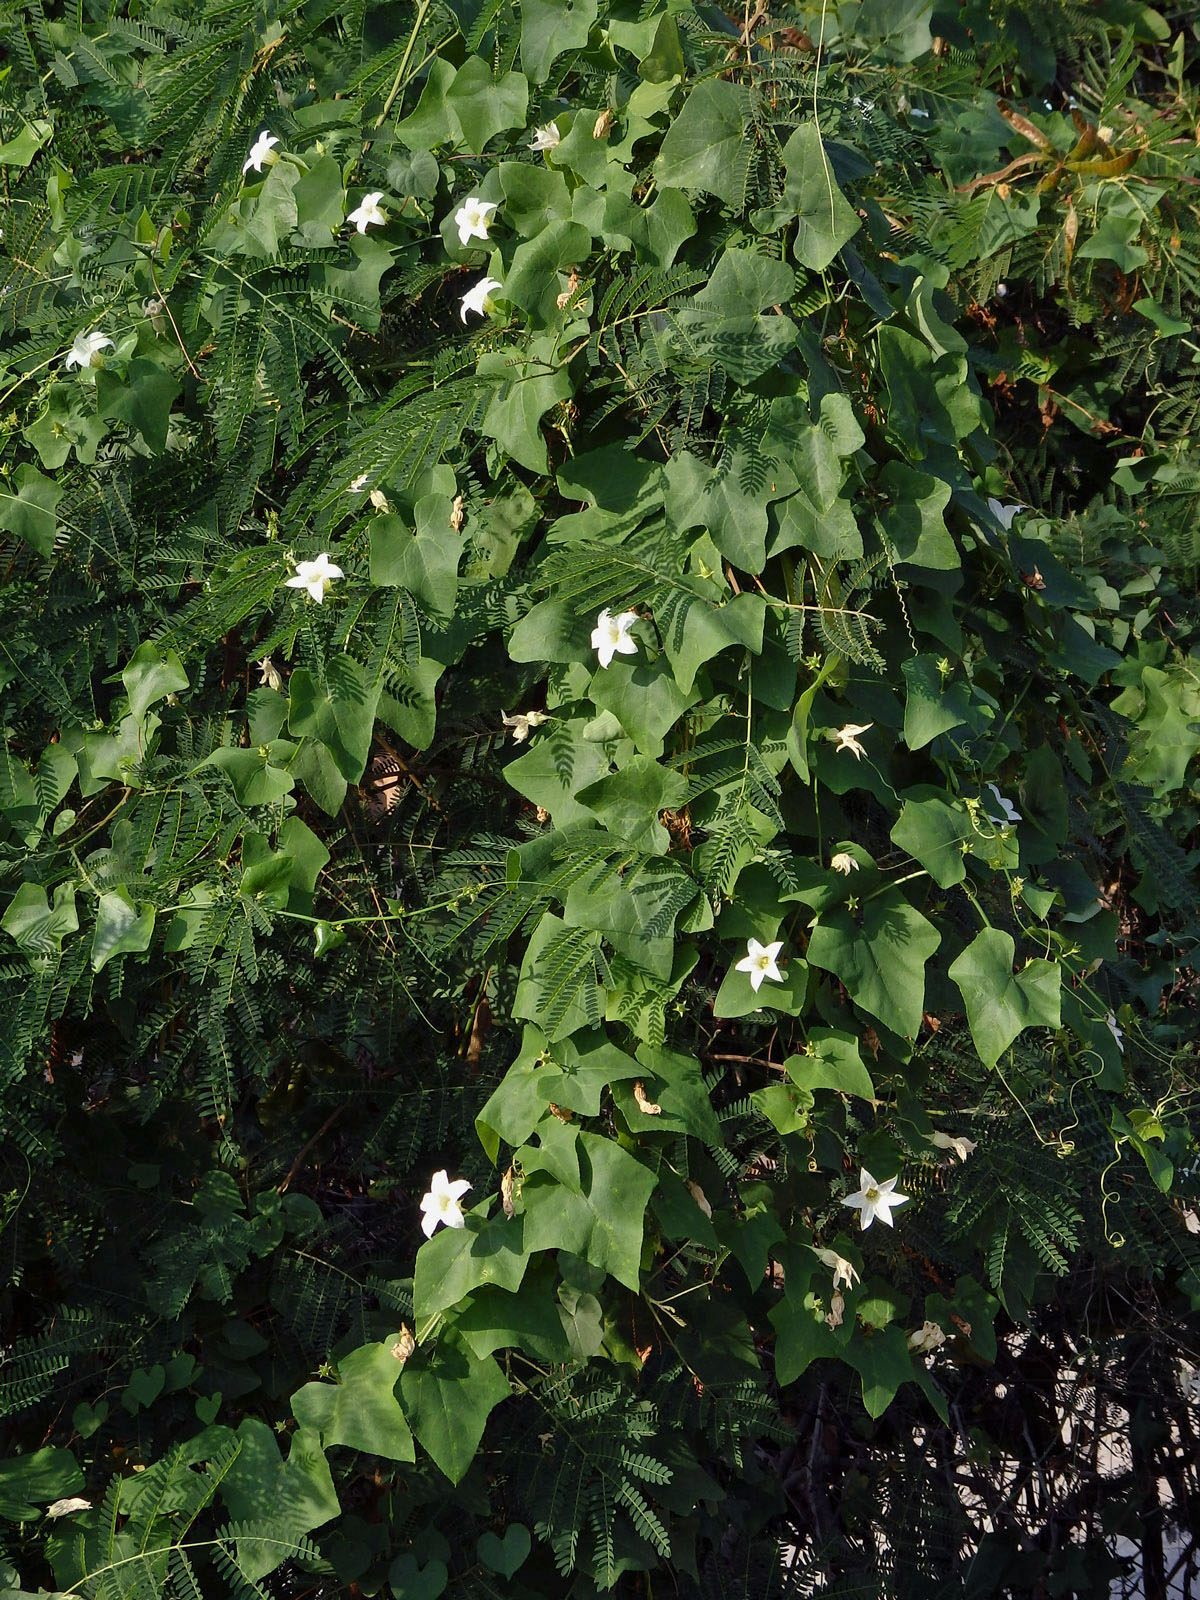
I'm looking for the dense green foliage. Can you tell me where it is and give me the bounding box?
[2,0,1200,1595]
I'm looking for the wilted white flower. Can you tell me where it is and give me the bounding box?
[347,191,387,232]
[460,275,503,323]
[825,1289,846,1329]
[420,1169,471,1237]
[908,1320,946,1355]
[930,1130,977,1163]
[530,123,561,152]
[841,1168,909,1231]
[983,783,1022,825]
[830,852,859,875]
[1106,1012,1125,1053]
[590,607,639,669]
[369,488,390,512]
[391,1324,416,1362]
[831,722,873,760]
[501,708,548,743]
[46,1498,91,1519]
[454,196,498,247]
[686,1179,712,1218]
[735,937,784,994]
[64,330,114,371]
[285,552,344,604]
[986,497,1023,529]
[814,1247,860,1292]
[348,472,370,493]
[242,130,280,174]
[256,656,283,692]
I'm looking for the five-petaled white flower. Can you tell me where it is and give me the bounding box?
[830,852,858,875]
[735,937,784,994]
[814,1247,860,1292]
[908,1320,946,1355]
[347,191,387,232]
[1106,1012,1125,1053]
[930,1130,977,1163]
[983,783,1022,826]
[242,130,280,174]
[454,196,498,247]
[590,607,639,669]
[46,1498,92,1519]
[502,709,548,744]
[831,722,873,760]
[460,275,503,323]
[841,1168,909,1231]
[285,552,344,604]
[65,330,114,371]
[256,656,283,693]
[986,497,1024,530]
[419,1169,471,1237]
[530,123,561,152]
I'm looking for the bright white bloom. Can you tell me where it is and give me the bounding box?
[256,657,283,693]
[814,1247,860,1292]
[986,497,1024,530]
[735,937,784,994]
[454,196,498,247]
[285,552,344,604]
[242,130,280,174]
[841,1168,909,1231]
[46,1498,91,1519]
[830,852,858,875]
[419,1169,471,1237]
[530,123,561,152]
[349,472,370,493]
[347,191,387,232]
[64,330,114,370]
[908,1320,946,1355]
[831,722,873,760]
[983,783,1022,826]
[590,607,639,669]
[930,1130,977,1163]
[501,709,549,744]
[1106,1012,1125,1053]
[460,275,503,323]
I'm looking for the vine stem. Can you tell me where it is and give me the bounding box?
[372,0,432,133]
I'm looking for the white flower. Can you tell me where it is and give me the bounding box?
[454,196,498,247]
[501,709,548,744]
[930,1130,977,1163]
[369,488,390,512]
[64,330,114,371]
[735,937,784,994]
[831,722,873,760]
[830,852,858,875]
[986,497,1024,530]
[1106,1012,1125,1053]
[814,1247,860,1292]
[242,130,280,174]
[347,191,387,232]
[590,607,639,669]
[530,123,561,152]
[983,783,1022,825]
[349,472,370,493]
[908,1320,946,1355]
[460,275,503,322]
[46,1498,91,1519]
[256,657,283,692]
[841,1168,909,1231]
[285,552,345,604]
[419,1169,471,1237]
